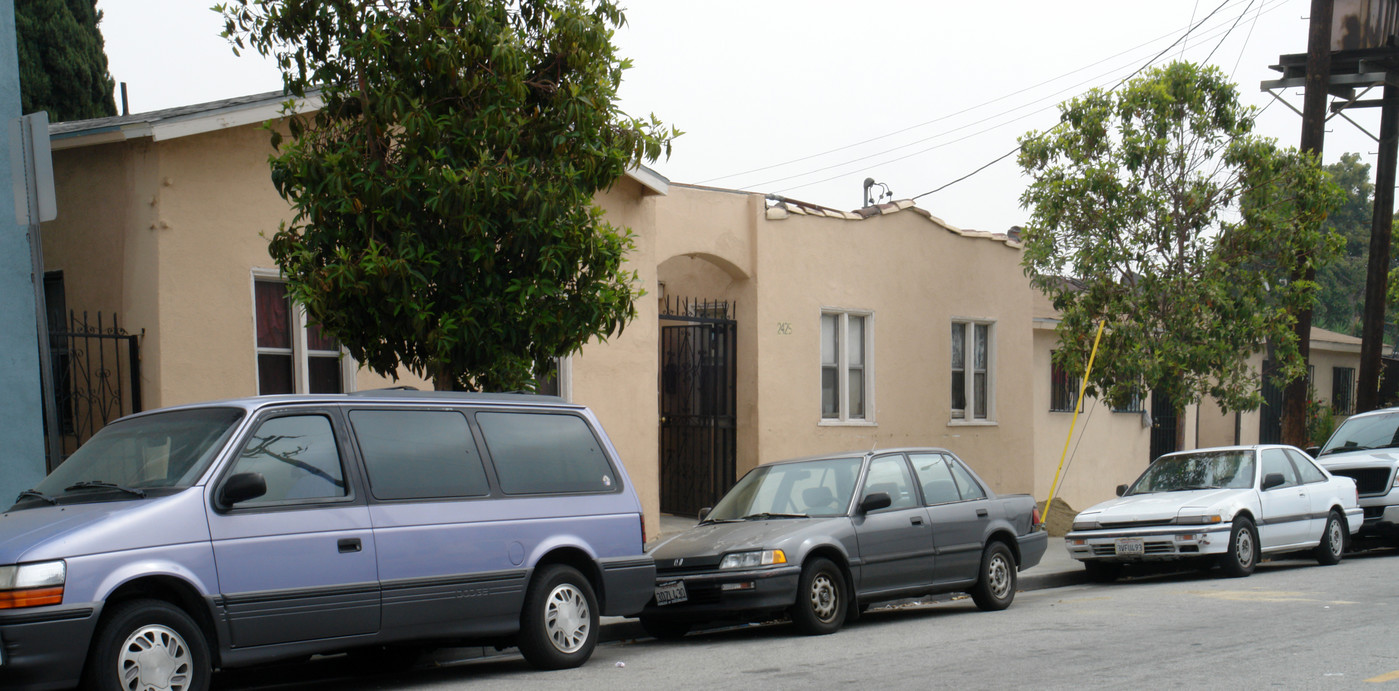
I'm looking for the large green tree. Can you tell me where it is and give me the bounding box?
[1018,62,1341,444]
[1313,153,1383,337]
[218,0,676,391]
[16,0,117,122]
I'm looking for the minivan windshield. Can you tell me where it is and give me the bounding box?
[1127,450,1255,494]
[27,407,244,502]
[707,457,863,521]
[1318,412,1399,456]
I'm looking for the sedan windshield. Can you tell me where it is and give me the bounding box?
[29,407,244,500]
[1318,412,1399,456]
[707,457,863,521]
[1127,450,1255,494]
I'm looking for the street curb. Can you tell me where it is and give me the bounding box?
[599,562,1090,644]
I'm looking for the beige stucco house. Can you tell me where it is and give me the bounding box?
[42,92,1364,534]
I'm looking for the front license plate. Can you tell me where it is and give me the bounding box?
[1114,537,1144,556]
[655,580,688,606]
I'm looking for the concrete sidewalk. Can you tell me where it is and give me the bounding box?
[600,515,1087,643]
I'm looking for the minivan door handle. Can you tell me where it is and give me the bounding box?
[338,538,362,553]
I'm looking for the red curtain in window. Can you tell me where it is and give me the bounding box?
[255,282,290,348]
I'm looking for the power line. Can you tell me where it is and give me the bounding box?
[700,0,1278,187]
[913,0,1241,202]
[759,0,1285,195]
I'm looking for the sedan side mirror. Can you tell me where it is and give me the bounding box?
[1115,484,1129,497]
[1261,472,1286,491]
[859,492,892,514]
[1303,446,1320,458]
[698,507,711,522]
[220,472,267,506]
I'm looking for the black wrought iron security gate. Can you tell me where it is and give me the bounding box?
[659,297,736,517]
[47,312,142,469]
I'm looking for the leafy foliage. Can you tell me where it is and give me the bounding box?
[218,0,676,390]
[16,0,117,122]
[1019,62,1342,416]
[1313,153,1385,337]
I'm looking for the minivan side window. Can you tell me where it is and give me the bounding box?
[227,414,348,505]
[351,409,489,499]
[476,412,616,494]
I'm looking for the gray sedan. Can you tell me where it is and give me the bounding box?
[640,448,1047,638]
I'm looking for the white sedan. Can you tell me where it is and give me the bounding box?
[1065,445,1363,580]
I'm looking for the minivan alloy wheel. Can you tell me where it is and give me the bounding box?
[119,624,193,691]
[544,583,591,654]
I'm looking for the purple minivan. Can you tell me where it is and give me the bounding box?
[0,391,654,690]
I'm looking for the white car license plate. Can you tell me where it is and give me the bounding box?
[1114,537,1144,556]
[655,580,688,606]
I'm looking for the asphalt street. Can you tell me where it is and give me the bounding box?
[212,545,1399,691]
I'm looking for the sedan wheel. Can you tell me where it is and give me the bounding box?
[1313,511,1345,566]
[970,541,1017,611]
[1219,516,1258,578]
[789,557,846,635]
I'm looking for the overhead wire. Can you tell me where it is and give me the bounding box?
[912,0,1251,202]
[701,0,1281,188]
[769,0,1283,196]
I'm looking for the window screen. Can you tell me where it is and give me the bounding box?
[477,412,616,494]
[351,410,489,499]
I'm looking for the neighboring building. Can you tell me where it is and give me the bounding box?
[41,92,1365,532]
[1032,284,1364,511]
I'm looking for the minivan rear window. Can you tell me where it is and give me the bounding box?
[351,410,489,499]
[477,412,616,494]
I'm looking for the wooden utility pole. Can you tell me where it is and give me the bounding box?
[1283,0,1333,444]
[1358,83,1399,412]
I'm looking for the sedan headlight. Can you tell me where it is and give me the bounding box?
[1176,513,1223,525]
[719,550,787,570]
[0,560,65,609]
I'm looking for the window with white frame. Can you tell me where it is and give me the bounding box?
[951,320,993,421]
[254,277,351,395]
[821,310,872,422]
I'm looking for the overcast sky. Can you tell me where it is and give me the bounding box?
[96,0,1385,233]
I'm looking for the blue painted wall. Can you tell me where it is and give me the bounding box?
[0,0,48,502]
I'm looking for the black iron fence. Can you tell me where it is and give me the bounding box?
[47,312,141,467]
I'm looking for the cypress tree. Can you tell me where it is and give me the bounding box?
[16,0,117,122]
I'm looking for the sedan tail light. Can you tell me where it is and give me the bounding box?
[1031,505,1043,528]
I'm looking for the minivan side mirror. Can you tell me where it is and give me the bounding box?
[1115,484,1129,497]
[698,507,711,522]
[859,492,892,514]
[221,472,267,506]
[1261,472,1286,491]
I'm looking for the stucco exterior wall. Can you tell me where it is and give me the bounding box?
[577,176,663,537]
[1030,324,1153,512]
[748,205,1036,496]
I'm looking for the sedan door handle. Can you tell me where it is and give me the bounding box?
[910,516,924,526]
[338,538,362,553]
[976,509,989,517]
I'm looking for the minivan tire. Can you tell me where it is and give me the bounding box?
[83,598,211,691]
[517,564,599,670]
